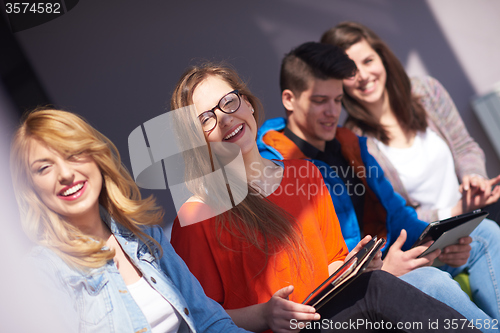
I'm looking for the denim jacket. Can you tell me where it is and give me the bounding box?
[28,208,248,333]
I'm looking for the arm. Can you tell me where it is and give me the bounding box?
[334,235,383,275]
[417,77,500,217]
[438,236,472,267]
[360,136,428,250]
[171,212,319,333]
[381,229,441,276]
[170,214,225,303]
[328,261,344,275]
[364,77,490,221]
[153,226,248,333]
[356,144,471,273]
[360,140,449,274]
[226,288,319,333]
[451,174,500,216]
[365,137,442,222]
[415,76,487,180]
[171,196,324,333]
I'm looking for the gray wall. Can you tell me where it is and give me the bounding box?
[10,0,500,229]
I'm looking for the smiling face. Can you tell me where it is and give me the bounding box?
[192,75,258,156]
[28,138,102,224]
[342,38,387,109]
[283,77,344,151]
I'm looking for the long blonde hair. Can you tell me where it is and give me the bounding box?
[170,62,311,273]
[10,109,164,269]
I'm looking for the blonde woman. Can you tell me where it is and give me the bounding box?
[10,109,249,333]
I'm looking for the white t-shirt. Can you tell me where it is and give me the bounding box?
[375,127,461,219]
[128,277,181,333]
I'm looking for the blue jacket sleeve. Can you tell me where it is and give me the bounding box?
[148,226,249,333]
[359,137,428,251]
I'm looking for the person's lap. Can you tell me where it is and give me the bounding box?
[440,219,500,322]
[399,266,495,330]
[482,202,500,226]
[302,270,479,332]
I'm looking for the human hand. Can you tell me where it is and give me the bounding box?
[381,229,441,277]
[264,285,320,333]
[454,174,500,215]
[461,174,488,193]
[438,236,472,267]
[345,235,382,272]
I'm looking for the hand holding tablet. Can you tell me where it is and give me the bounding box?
[302,236,385,310]
[412,209,488,266]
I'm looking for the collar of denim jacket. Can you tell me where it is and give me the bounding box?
[99,206,134,238]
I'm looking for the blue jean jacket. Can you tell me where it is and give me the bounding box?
[28,208,248,333]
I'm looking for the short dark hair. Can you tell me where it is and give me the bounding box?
[280,41,357,94]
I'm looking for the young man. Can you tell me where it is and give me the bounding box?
[257,41,500,325]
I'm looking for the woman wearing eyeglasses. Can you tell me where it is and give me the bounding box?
[169,62,480,333]
[10,109,251,333]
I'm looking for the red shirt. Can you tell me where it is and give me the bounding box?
[171,159,348,309]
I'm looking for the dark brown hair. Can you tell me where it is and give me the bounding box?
[321,21,427,143]
[280,41,357,95]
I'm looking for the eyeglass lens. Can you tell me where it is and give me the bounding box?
[219,92,240,113]
[199,91,240,132]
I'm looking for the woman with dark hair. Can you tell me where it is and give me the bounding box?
[321,21,500,223]
[10,109,250,333]
[321,21,500,323]
[168,62,481,333]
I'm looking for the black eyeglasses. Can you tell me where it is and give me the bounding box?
[197,90,241,132]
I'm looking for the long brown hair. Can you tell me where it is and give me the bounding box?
[10,109,164,269]
[321,21,427,143]
[170,62,311,273]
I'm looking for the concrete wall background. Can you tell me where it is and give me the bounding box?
[6,0,500,229]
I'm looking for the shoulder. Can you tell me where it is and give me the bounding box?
[261,130,307,160]
[283,158,318,172]
[343,119,364,136]
[170,200,219,249]
[176,200,217,227]
[257,117,287,157]
[25,246,76,287]
[336,127,362,144]
[281,159,324,185]
[258,117,287,135]
[411,75,444,96]
[27,245,63,268]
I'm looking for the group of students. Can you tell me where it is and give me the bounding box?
[10,21,500,332]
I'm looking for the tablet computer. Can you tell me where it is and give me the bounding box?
[413,209,488,265]
[302,236,385,310]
